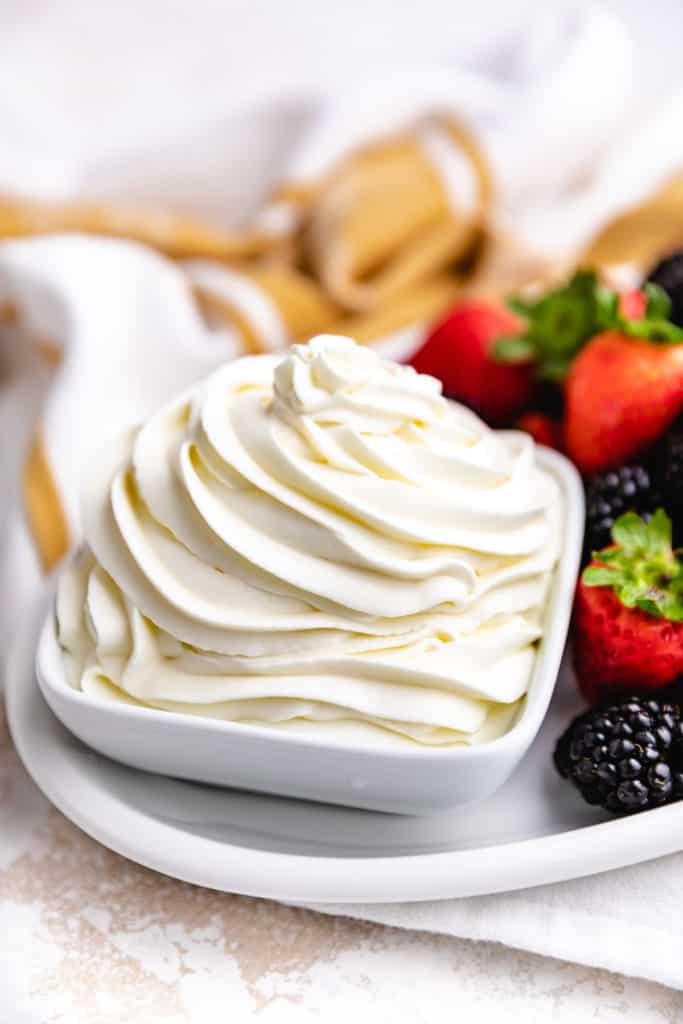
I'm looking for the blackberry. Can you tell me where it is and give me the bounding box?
[657,419,683,544]
[648,250,683,326]
[584,464,660,561]
[534,380,565,419]
[554,694,683,815]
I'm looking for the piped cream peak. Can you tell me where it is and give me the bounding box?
[57,335,562,747]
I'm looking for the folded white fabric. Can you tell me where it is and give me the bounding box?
[305,849,683,991]
[2,0,683,993]
[0,236,232,653]
[0,1,651,258]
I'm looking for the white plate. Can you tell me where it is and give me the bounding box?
[35,447,584,816]
[7,595,683,903]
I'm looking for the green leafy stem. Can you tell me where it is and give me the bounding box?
[583,509,683,622]
[492,271,683,382]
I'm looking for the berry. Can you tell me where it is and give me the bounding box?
[564,331,683,473]
[494,271,656,383]
[554,694,683,815]
[573,510,683,704]
[516,412,563,451]
[618,288,647,320]
[410,300,532,423]
[583,464,660,561]
[648,250,683,327]
[496,270,637,381]
[657,417,683,542]
[534,380,565,419]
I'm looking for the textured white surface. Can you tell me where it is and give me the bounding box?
[2,704,683,1023]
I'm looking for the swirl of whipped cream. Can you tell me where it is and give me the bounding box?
[57,335,562,747]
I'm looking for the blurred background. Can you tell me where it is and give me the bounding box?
[3,0,683,214]
[3,0,683,157]
[5,0,683,580]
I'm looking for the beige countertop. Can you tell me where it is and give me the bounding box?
[2,707,682,1023]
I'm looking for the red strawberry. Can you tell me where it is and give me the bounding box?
[410,300,533,423]
[516,412,564,451]
[618,288,647,319]
[573,510,683,705]
[565,331,683,474]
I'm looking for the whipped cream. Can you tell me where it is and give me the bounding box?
[57,335,562,747]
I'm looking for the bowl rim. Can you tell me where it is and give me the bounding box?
[36,445,584,763]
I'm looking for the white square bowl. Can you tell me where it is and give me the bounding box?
[36,447,584,816]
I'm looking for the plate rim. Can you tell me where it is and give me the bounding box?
[7,600,683,904]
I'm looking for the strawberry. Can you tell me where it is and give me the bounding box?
[565,331,683,474]
[515,412,564,451]
[409,300,532,423]
[494,270,639,382]
[493,272,668,382]
[573,510,683,705]
[618,288,647,319]
[413,271,679,434]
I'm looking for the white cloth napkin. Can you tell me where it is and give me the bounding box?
[306,850,683,991]
[0,0,663,257]
[2,0,683,992]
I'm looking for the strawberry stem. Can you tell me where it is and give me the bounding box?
[494,272,683,380]
[583,510,683,622]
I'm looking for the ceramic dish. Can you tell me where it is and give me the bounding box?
[34,447,583,815]
[9,602,683,903]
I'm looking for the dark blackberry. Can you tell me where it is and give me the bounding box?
[648,250,683,327]
[554,694,683,815]
[534,380,565,419]
[657,419,683,544]
[583,464,660,561]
